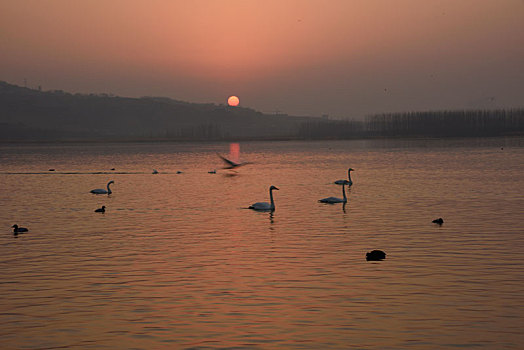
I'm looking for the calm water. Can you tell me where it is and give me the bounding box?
[1,138,523,349]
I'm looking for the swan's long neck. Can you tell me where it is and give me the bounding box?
[269,188,275,209]
[342,184,347,202]
[347,170,352,182]
[107,182,112,194]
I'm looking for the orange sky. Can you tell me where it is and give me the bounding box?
[1,0,523,117]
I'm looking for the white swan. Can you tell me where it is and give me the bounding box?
[334,168,354,185]
[319,183,347,203]
[249,185,279,211]
[12,224,28,234]
[90,180,114,194]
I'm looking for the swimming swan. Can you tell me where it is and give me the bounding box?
[12,224,28,234]
[319,183,347,203]
[90,180,115,194]
[249,185,279,211]
[334,168,354,185]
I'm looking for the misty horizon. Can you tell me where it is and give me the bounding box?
[3,78,523,120]
[2,80,522,142]
[1,0,523,118]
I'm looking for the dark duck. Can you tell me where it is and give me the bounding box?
[12,224,29,235]
[94,206,106,213]
[432,218,444,225]
[366,250,386,261]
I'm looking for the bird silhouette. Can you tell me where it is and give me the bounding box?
[366,250,386,261]
[95,206,106,213]
[319,183,348,204]
[432,218,444,225]
[217,153,251,169]
[249,186,279,211]
[334,168,354,186]
[90,180,115,194]
[12,224,29,234]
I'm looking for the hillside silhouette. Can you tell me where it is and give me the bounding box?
[0,81,317,141]
[1,81,523,141]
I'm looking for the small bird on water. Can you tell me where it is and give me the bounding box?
[12,224,29,234]
[95,206,106,213]
[366,250,386,261]
[432,218,444,225]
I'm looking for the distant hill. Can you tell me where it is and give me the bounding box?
[0,81,318,141]
[1,81,522,141]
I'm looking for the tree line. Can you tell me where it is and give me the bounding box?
[298,109,524,139]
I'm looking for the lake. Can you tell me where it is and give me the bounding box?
[1,138,523,349]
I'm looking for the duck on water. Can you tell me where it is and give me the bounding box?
[12,224,29,234]
[366,250,386,261]
[95,206,106,213]
[432,218,444,225]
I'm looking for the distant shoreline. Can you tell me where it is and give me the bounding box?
[2,81,523,143]
[1,134,523,145]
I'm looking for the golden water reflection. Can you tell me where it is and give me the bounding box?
[1,139,523,349]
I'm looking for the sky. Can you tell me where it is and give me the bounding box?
[1,0,523,118]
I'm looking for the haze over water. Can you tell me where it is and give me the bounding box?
[2,1,523,117]
[1,138,523,349]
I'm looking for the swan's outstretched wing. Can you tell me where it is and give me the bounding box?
[217,153,239,168]
[217,153,251,169]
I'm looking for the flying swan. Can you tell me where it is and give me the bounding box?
[319,183,348,204]
[217,153,251,169]
[334,168,354,185]
[90,180,115,194]
[249,185,279,211]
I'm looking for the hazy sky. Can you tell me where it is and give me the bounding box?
[1,0,523,118]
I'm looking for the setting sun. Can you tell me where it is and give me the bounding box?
[227,95,240,106]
